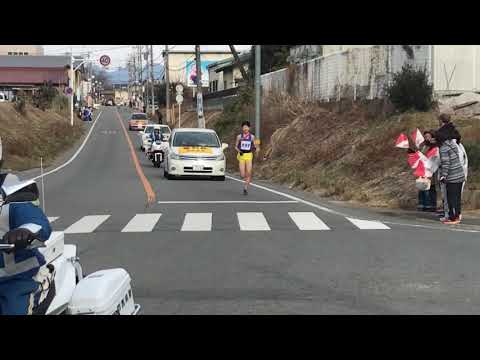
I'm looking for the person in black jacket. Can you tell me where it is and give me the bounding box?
[437,113,461,144]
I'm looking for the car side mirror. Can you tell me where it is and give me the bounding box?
[222,143,229,151]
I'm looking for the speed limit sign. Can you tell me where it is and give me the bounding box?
[99,55,111,67]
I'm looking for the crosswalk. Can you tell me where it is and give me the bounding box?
[47,212,392,234]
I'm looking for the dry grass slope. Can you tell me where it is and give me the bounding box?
[214,94,480,210]
[0,103,84,171]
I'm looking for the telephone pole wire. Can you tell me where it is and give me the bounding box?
[195,45,205,128]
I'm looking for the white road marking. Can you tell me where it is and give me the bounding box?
[181,213,212,231]
[237,212,271,231]
[121,213,162,232]
[288,212,330,231]
[48,217,59,223]
[225,175,479,233]
[347,218,391,230]
[157,201,298,204]
[32,111,103,181]
[226,175,343,216]
[64,215,111,234]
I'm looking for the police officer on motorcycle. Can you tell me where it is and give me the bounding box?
[0,137,53,315]
[150,128,162,142]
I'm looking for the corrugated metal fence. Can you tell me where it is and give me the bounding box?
[261,45,431,102]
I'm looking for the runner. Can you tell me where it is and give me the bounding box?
[235,121,259,195]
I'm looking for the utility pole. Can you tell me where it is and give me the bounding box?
[132,50,137,106]
[255,45,261,145]
[164,45,170,125]
[150,45,155,117]
[70,52,74,126]
[228,45,249,81]
[195,45,205,128]
[138,45,143,111]
[144,46,150,114]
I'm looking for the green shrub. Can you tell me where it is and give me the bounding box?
[385,64,433,113]
[14,97,26,114]
[464,142,480,172]
[51,95,69,115]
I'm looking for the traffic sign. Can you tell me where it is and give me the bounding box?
[99,55,111,67]
[176,94,184,104]
[176,84,184,93]
[65,87,73,96]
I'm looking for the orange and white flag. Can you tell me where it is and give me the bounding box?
[395,133,409,149]
[414,160,426,177]
[412,128,425,148]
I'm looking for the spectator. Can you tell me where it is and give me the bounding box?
[418,130,438,212]
[437,113,461,143]
[436,131,465,224]
[156,109,163,124]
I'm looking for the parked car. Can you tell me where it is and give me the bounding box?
[164,128,228,181]
[0,93,6,102]
[139,124,171,152]
[128,113,149,131]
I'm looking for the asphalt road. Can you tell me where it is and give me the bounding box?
[29,107,480,314]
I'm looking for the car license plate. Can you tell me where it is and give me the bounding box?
[193,165,203,171]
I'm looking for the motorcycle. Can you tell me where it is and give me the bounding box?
[0,180,141,315]
[146,134,169,168]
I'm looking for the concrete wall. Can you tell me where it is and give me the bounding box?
[261,45,465,102]
[433,45,480,92]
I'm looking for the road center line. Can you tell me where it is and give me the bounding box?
[32,110,103,181]
[116,110,156,205]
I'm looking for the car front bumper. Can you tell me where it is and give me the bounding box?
[168,158,226,176]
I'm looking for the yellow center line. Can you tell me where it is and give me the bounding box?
[116,110,156,205]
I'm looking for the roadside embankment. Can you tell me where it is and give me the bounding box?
[0,102,85,171]
[213,94,480,210]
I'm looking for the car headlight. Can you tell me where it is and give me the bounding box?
[215,154,225,161]
[170,153,181,160]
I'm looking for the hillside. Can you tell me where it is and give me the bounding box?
[0,102,84,171]
[213,95,480,210]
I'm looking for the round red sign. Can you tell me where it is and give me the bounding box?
[99,55,111,67]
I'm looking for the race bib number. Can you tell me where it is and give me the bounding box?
[240,140,252,151]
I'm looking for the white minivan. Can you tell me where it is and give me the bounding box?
[164,128,228,181]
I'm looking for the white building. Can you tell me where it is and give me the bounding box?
[0,45,44,56]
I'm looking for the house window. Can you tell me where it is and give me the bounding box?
[7,52,12,55]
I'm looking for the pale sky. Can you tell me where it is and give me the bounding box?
[43,45,252,69]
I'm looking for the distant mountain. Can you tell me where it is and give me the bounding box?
[106,63,165,85]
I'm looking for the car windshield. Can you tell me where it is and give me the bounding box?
[132,114,147,120]
[173,132,220,147]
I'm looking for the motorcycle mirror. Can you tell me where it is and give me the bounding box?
[0,244,15,252]
[2,181,39,205]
